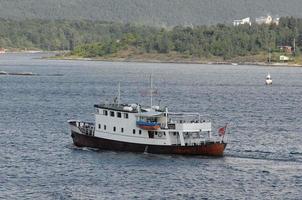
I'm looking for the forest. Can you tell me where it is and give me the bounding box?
[0,17,301,60]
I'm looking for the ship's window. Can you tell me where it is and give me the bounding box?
[113,127,116,132]
[110,111,115,117]
[124,113,129,119]
[117,112,122,118]
[139,130,142,135]
[103,110,108,116]
[173,132,176,136]
[133,129,136,134]
[121,128,124,133]
[148,131,154,138]
[155,132,157,135]
[98,124,101,129]
[104,125,106,130]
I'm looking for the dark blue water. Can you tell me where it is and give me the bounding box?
[1,53,302,199]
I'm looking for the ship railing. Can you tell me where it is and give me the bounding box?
[77,122,95,136]
[168,112,210,124]
[184,138,224,146]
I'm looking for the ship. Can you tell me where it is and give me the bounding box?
[68,81,227,156]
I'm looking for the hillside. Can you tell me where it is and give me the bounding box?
[0,0,302,26]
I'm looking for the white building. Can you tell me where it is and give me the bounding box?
[255,15,273,25]
[233,17,252,26]
[280,55,289,61]
[273,17,280,25]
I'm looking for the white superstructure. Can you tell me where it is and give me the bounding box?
[91,103,215,146]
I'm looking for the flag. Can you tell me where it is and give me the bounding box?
[218,124,227,137]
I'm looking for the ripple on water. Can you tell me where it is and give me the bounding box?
[1,53,302,199]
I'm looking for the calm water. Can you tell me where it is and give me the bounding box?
[1,53,302,199]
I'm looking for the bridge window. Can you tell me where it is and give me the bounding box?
[104,125,106,130]
[124,113,129,119]
[139,130,142,135]
[121,128,124,133]
[133,129,136,134]
[117,112,122,118]
[110,111,115,117]
[113,127,116,132]
[98,124,101,129]
[103,110,108,116]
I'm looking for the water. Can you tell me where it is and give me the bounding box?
[1,53,302,199]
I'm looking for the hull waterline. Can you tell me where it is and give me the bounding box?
[71,131,227,156]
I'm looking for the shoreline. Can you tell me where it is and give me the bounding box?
[2,50,301,67]
[45,55,302,67]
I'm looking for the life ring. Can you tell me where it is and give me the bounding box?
[158,132,163,137]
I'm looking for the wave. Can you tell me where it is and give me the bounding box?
[290,151,302,155]
[66,144,100,152]
[226,150,302,163]
[243,149,272,154]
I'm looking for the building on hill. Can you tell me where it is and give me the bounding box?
[280,55,290,62]
[273,17,280,25]
[278,46,293,54]
[233,17,252,26]
[255,15,281,25]
[233,15,279,26]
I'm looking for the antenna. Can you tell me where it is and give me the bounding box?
[118,82,121,106]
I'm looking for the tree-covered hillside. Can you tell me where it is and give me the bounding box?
[1,17,301,62]
[0,0,302,26]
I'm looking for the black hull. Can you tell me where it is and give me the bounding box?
[71,131,227,156]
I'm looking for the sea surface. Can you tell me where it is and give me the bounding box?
[1,53,302,199]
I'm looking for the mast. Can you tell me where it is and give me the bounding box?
[150,74,153,109]
[165,107,168,129]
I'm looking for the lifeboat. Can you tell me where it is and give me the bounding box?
[136,120,160,130]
